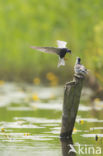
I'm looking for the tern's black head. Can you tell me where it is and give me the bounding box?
[76,57,81,64]
[66,49,71,54]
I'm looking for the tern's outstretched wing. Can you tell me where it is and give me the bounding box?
[30,46,60,55]
[57,40,67,48]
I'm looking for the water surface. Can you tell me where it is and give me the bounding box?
[0,83,103,156]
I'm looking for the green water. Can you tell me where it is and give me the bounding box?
[0,83,103,156]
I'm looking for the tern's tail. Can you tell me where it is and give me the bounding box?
[57,58,65,68]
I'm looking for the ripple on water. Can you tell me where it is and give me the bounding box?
[30,102,62,110]
[14,117,61,124]
[76,117,103,123]
[0,122,45,129]
[7,107,33,111]
[81,134,103,138]
[90,127,103,131]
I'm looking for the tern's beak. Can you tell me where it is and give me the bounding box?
[67,50,71,54]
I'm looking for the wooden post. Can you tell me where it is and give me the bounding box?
[60,74,84,138]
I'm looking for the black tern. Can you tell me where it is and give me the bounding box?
[31,40,71,67]
[74,57,88,75]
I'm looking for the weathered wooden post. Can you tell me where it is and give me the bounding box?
[60,58,86,138]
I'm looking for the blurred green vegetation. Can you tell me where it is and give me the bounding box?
[0,0,103,85]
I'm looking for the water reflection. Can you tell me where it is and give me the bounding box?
[60,138,76,156]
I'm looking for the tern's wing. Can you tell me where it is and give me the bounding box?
[30,46,60,54]
[57,40,67,48]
